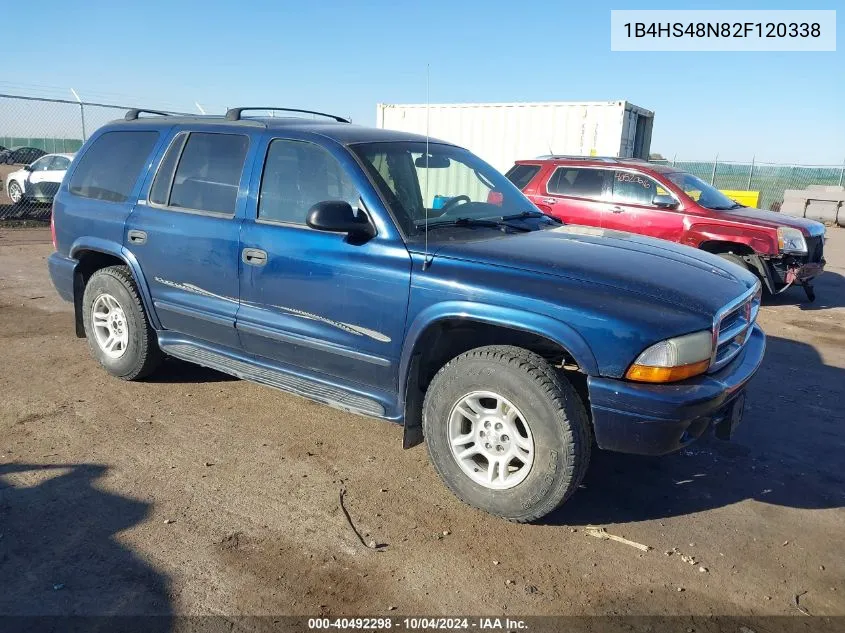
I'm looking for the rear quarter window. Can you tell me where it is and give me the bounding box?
[504,164,541,190]
[69,131,159,203]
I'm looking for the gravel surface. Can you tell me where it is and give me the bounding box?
[0,226,843,617]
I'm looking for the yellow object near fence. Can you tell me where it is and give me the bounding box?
[720,190,761,208]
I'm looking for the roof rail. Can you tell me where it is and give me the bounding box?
[225,107,350,123]
[124,108,172,121]
[535,155,651,163]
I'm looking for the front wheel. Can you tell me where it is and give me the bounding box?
[7,181,23,205]
[422,345,591,522]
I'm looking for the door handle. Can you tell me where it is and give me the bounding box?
[610,206,625,214]
[242,248,267,266]
[127,230,147,244]
[541,197,556,205]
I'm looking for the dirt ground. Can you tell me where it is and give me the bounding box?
[0,226,843,621]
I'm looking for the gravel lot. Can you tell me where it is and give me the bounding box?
[0,226,843,621]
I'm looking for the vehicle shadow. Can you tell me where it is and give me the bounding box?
[545,333,845,526]
[0,462,172,624]
[763,269,845,310]
[145,357,237,384]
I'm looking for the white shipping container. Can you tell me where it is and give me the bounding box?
[376,101,654,173]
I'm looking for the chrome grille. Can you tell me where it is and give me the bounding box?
[710,285,761,372]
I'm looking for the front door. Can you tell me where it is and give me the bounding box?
[602,170,686,241]
[125,129,254,350]
[29,155,71,200]
[237,136,411,391]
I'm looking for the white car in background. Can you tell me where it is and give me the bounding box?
[5,153,74,205]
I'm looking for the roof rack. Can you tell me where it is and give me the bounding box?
[125,108,172,121]
[535,155,650,163]
[225,107,350,123]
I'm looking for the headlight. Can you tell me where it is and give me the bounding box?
[626,330,714,383]
[777,227,807,255]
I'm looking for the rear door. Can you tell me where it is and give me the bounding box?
[126,128,255,350]
[237,135,411,392]
[538,166,612,226]
[602,169,686,240]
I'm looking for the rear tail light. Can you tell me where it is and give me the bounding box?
[50,204,57,250]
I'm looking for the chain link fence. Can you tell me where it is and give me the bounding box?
[0,93,185,220]
[650,157,845,211]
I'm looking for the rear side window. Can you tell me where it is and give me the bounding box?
[548,168,606,198]
[258,139,360,225]
[69,131,159,203]
[166,132,249,214]
[505,164,540,190]
[610,170,669,205]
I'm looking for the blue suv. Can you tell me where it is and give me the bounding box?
[48,107,766,522]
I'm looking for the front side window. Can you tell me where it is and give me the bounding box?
[30,156,53,172]
[69,131,159,203]
[548,168,606,198]
[665,171,743,211]
[258,139,360,224]
[611,170,672,206]
[351,142,534,236]
[166,132,249,214]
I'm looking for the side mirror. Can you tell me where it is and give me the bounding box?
[306,200,375,239]
[23,164,33,171]
[652,194,678,209]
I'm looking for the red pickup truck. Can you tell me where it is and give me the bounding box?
[506,157,826,301]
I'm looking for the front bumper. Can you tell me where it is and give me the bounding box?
[588,325,766,455]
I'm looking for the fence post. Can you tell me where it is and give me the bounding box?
[710,154,718,185]
[747,155,755,189]
[80,103,87,142]
[672,153,676,167]
[839,158,844,187]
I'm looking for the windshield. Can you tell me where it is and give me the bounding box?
[350,142,540,236]
[666,171,743,210]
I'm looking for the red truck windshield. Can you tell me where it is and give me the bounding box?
[666,172,744,211]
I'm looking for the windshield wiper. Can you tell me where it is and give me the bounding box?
[502,210,562,223]
[421,217,532,232]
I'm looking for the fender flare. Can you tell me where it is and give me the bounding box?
[687,223,778,256]
[398,300,598,407]
[69,237,162,329]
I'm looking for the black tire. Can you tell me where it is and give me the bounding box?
[716,252,750,272]
[82,265,162,380]
[422,345,591,522]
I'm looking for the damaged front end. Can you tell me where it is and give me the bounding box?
[765,233,826,301]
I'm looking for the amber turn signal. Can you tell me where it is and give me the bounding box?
[625,359,711,383]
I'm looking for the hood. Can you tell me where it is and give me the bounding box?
[722,207,825,236]
[419,226,758,317]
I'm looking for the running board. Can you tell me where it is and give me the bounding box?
[160,341,385,417]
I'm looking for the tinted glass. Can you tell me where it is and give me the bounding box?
[69,131,159,202]
[149,133,188,206]
[169,132,248,214]
[505,164,541,190]
[50,156,71,171]
[548,168,605,198]
[258,139,359,224]
[611,171,667,205]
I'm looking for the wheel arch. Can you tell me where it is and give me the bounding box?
[70,238,160,336]
[399,302,597,448]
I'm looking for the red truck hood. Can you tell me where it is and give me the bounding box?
[721,207,825,236]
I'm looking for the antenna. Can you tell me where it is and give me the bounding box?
[195,101,206,115]
[422,64,432,271]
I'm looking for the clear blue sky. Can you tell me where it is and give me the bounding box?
[4,0,843,164]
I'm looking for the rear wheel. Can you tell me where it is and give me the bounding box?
[82,265,162,380]
[422,345,591,522]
